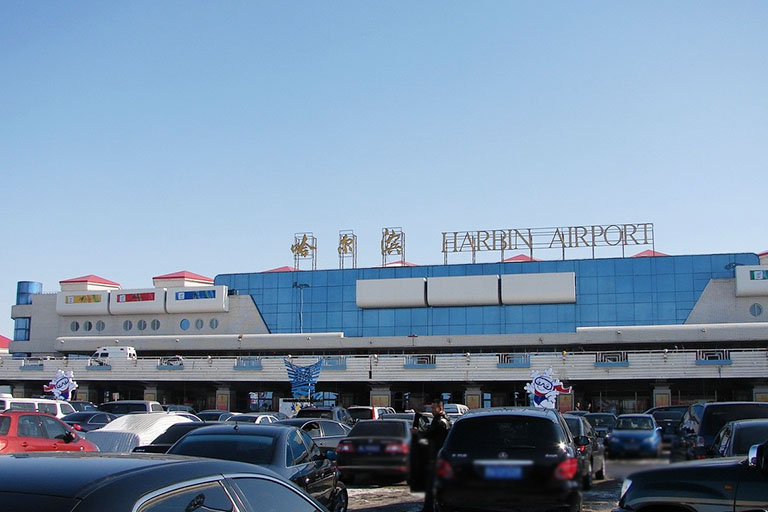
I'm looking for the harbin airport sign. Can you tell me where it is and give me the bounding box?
[442,222,654,262]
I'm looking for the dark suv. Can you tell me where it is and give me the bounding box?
[295,406,354,427]
[434,407,585,512]
[671,401,768,461]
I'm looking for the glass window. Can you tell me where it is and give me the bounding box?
[171,433,276,465]
[83,321,92,332]
[445,417,565,455]
[350,421,405,437]
[17,415,45,438]
[40,416,69,440]
[320,421,346,436]
[70,321,79,332]
[234,477,318,512]
[14,317,31,341]
[0,417,9,435]
[300,430,321,459]
[123,320,133,331]
[210,318,219,329]
[287,430,308,466]
[37,403,57,415]
[96,320,105,331]
[151,319,161,330]
[137,320,147,331]
[180,319,190,331]
[138,481,233,512]
[195,319,204,330]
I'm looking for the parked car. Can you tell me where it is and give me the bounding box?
[132,422,214,453]
[196,409,235,421]
[566,410,589,417]
[443,403,469,423]
[95,412,192,449]
[644,405,687,444]
[381,411,433,429]
[226,413,280,424]
[336,419,413,484]
[0,452,331,512]
[97,400,164,415]
[159,355,184,366]
[61,411,118,432]
[584,412,617,440]
[162,404,196,414]
[432,407,585,512]
[616,440,768,512]
[69,401,98,412]
[296,406,354,427]
[0,411,99,453]
[671,401,768,461]
[0,395,77,419]
[167,423,348,512]
[710,418,768,458]
[275,418,352,454]
[347,405,395,422]
[563,414,606,489]
[605,414,662,459]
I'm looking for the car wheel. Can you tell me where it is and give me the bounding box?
[595,457,605,480]
[582,460,593,490]
[331,482,348,512]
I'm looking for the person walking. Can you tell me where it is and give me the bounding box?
[421,400,451,512]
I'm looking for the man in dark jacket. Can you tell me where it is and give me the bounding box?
[421,400,451,512]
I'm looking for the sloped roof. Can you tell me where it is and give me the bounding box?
[263,266,300,273]
[0,335,10,349]
[502,254,540,262]
[59,275,121,286]
[153,271,213,283]
[632,250,669,258]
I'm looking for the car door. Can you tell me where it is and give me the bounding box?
[15,415,53,452]
[317,420,347,452]
[286,429,315,495]
[230,476,323,512]
[299,430,335,507]
[39,416,79,451]
[585,419,604,473]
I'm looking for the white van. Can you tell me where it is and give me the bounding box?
[91,346,137,365]
[0,393,77,418]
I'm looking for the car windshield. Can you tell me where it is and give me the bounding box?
[61,412,95,421]
[734,425,768,455]
[197,412,225,421]
[350,421,406,437]
[153,425,202,445]
[700,405,768,437]
[348,408,374,421]
[615,417,654,430]
[653,411,684,421]
[445,416,565,456]
[0,417,9,435]
[171,433,276,464]
[585,414,616,427]
[99,403,147,415]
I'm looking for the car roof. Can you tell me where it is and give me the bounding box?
[182,423,291,436]
[0,411,58,418]
[459,407,561,422]
[617,414,654,419]
[0,453,281,499]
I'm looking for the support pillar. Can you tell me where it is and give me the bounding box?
[369,385,391,407]
[11,382,31,398]
[652,382,672,408]
[753,384,768,403]
[143,385,158,402]
[464,385,482,410]
[216,386,232,411]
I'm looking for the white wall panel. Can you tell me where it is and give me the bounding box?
[501,272,576,304]
[356,278,426,308]
[109,289,167,315]
[735,265,768,297]
[56,291,110,316]
[165,286,229,313]
[427,275,500,307]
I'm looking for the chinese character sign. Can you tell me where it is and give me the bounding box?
[43,369,78,401]
[381,228,403,255]
[291,234,316,257]
[524,368,571,409]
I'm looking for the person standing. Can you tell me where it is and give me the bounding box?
[421,400,450,512]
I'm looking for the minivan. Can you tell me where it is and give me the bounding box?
[0,394,77,418]
[91,346,137,365]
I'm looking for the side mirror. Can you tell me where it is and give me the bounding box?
[63,431,77,443]
[574,435,589,447]
[656,426,663,432]
[325,450,337,461]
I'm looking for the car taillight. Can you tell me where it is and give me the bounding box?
[554,457,578,480]
[336,441,355,453]
[385,442,409,454]
[71,424,82,431]
[577,444,587,453]
[435,458,454,479]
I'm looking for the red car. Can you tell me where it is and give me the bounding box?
[0,411,98,453]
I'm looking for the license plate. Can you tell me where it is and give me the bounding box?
[483,464,522,480]
[358,444,381,453]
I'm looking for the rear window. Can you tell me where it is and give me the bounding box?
[445,416,565,455]
[653,411,684,422]
[585,414,616,427]
[99,403,148,414]
[348,408,374,421]
[60,403,75,415]
[198,412,225,421]
[350,421,406,437]
[701,404,768,436]
[171,433,276,464]
[153,425,203,445]
[296,409,332,419]
[734,424,768,455]
[9,402,36,412]
[615,417,654,430]
[0,416,10,435]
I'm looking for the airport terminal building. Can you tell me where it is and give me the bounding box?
[6,223,768,413]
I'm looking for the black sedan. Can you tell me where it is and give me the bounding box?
[167,423,347,512]
[616,440,768,512]
[133,422,214,453]
[564,414,606,489]
[335,419,413,485]
[275,418,352,454]
[0,452,329,511]
[710,418,768,458]
[61,411,118,432]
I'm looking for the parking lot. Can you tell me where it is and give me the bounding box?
[348,456,668,512]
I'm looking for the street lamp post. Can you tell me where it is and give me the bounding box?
[293,283,310,333]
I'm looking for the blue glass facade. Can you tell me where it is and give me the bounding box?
[15,281,42,305]
[215,253,758,337]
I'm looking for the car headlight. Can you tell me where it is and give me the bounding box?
[620,478,632,499]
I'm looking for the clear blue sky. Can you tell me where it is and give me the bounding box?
[2,2,766,338]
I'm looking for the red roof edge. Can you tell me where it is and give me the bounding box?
[0,335,10,349]
[632,250,669,258]
[59,274,121,286]
[502,254,540,262]
[153,271,213,282]
[378,260,418,267]
[263,266,301,273]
